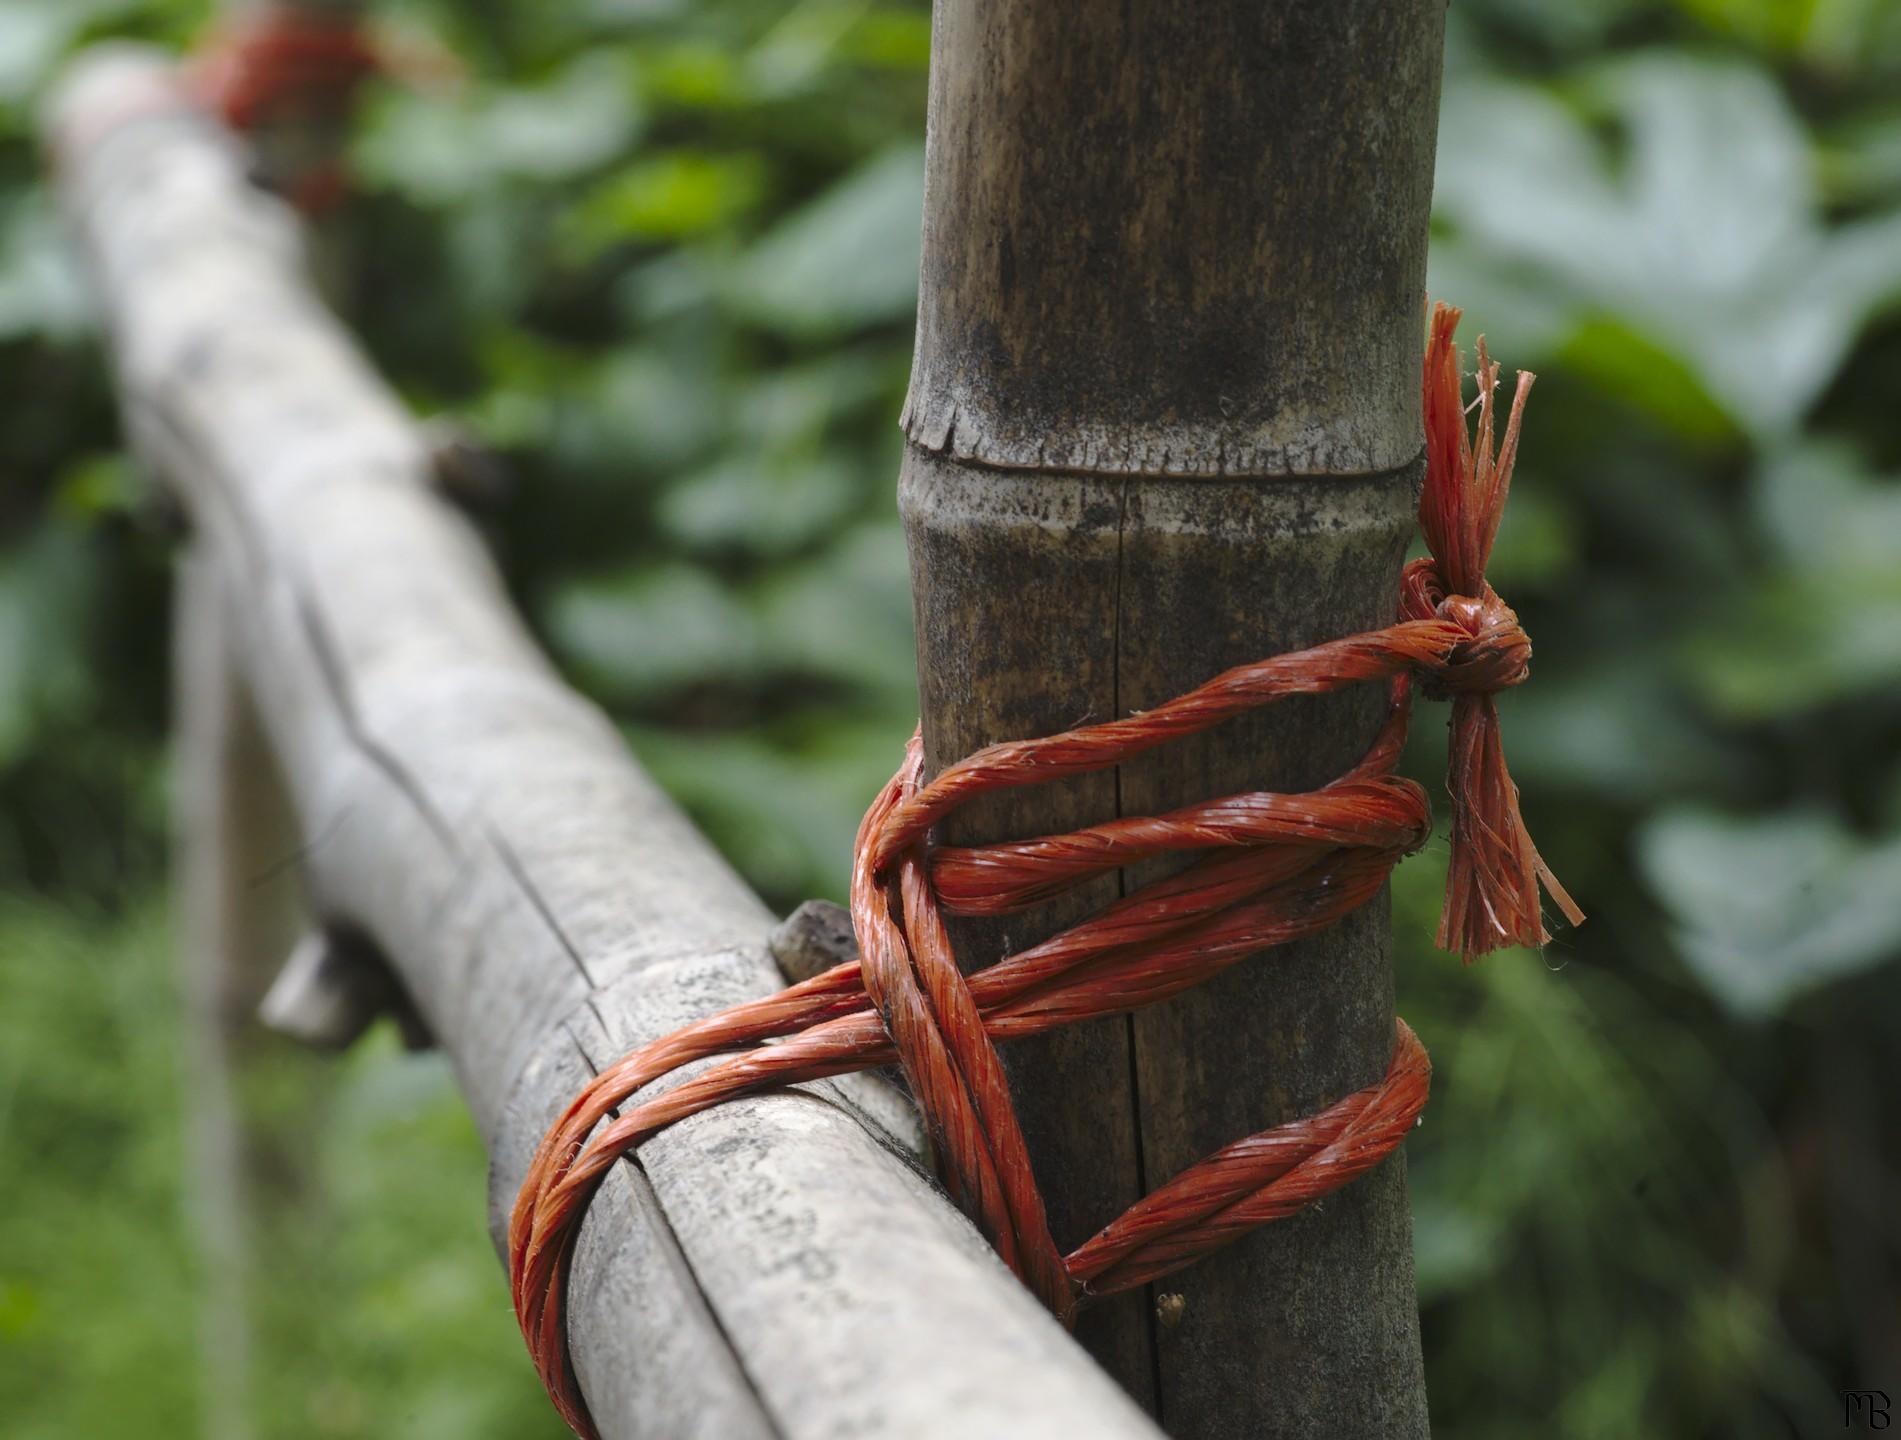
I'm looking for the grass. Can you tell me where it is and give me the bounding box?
[0,892,563,1438]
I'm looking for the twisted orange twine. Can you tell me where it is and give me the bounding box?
[509,304,1583,1437]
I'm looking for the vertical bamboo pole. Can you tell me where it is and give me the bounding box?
[170,13,359,1421]
[174,549,303,1440]
[900,3,1444,1433]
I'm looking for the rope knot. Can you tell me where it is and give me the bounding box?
[1448,594,1528,688]
[1433,584,1530,697]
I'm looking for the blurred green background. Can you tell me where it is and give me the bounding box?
[4,0,1901,1436]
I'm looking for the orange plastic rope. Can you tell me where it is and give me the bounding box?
[509,304,1584,1438]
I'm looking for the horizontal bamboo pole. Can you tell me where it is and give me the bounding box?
[49,47,1162,1440]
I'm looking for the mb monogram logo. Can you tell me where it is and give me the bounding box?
[1845,1390,1892,1430]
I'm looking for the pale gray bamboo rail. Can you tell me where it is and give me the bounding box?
[49,47,1162,1440]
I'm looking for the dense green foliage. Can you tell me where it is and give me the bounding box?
[3,0,1900,1435]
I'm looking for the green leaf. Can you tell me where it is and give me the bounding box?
[571,344,724,471]
[744,1,878,99]
[658,452,861,556]
[1672,0,1822,55]
[1682,441,1901,718]
[52,453,138,520]
[724,349,903,448]
[0,526,100,770]
[626,715,912,905]
[842,9,934,70]
[1752,439,1901,575]
[1680,571,1901,719]
[639,43,751,111]
[1501,658,1750,800]
[753,523,917,702]
[1410,1195,1505,1302]
[1557,316,1736,449]
[1434,56,1901,439]
[0,194,90,342]
[1472,474,1579,590]
[0,0,142,106]
[544,562,761,702]
[1821,106,1901,206]
[1423,240,1579,366]
[564,149,767,253]
[1638,808,1901,1016]
[352,54,642,204]
[724,142,923,336]
[0,1278,40,1339]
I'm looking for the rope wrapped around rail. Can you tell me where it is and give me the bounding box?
[509,303,1585,1437]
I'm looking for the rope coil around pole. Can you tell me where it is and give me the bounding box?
[509,304,1585,1438]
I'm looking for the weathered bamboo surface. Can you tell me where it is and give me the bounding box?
[901,3,1441,1434]
[51,47,1161,1440]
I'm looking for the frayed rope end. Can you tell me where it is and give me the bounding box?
[1421,302,1585,960]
